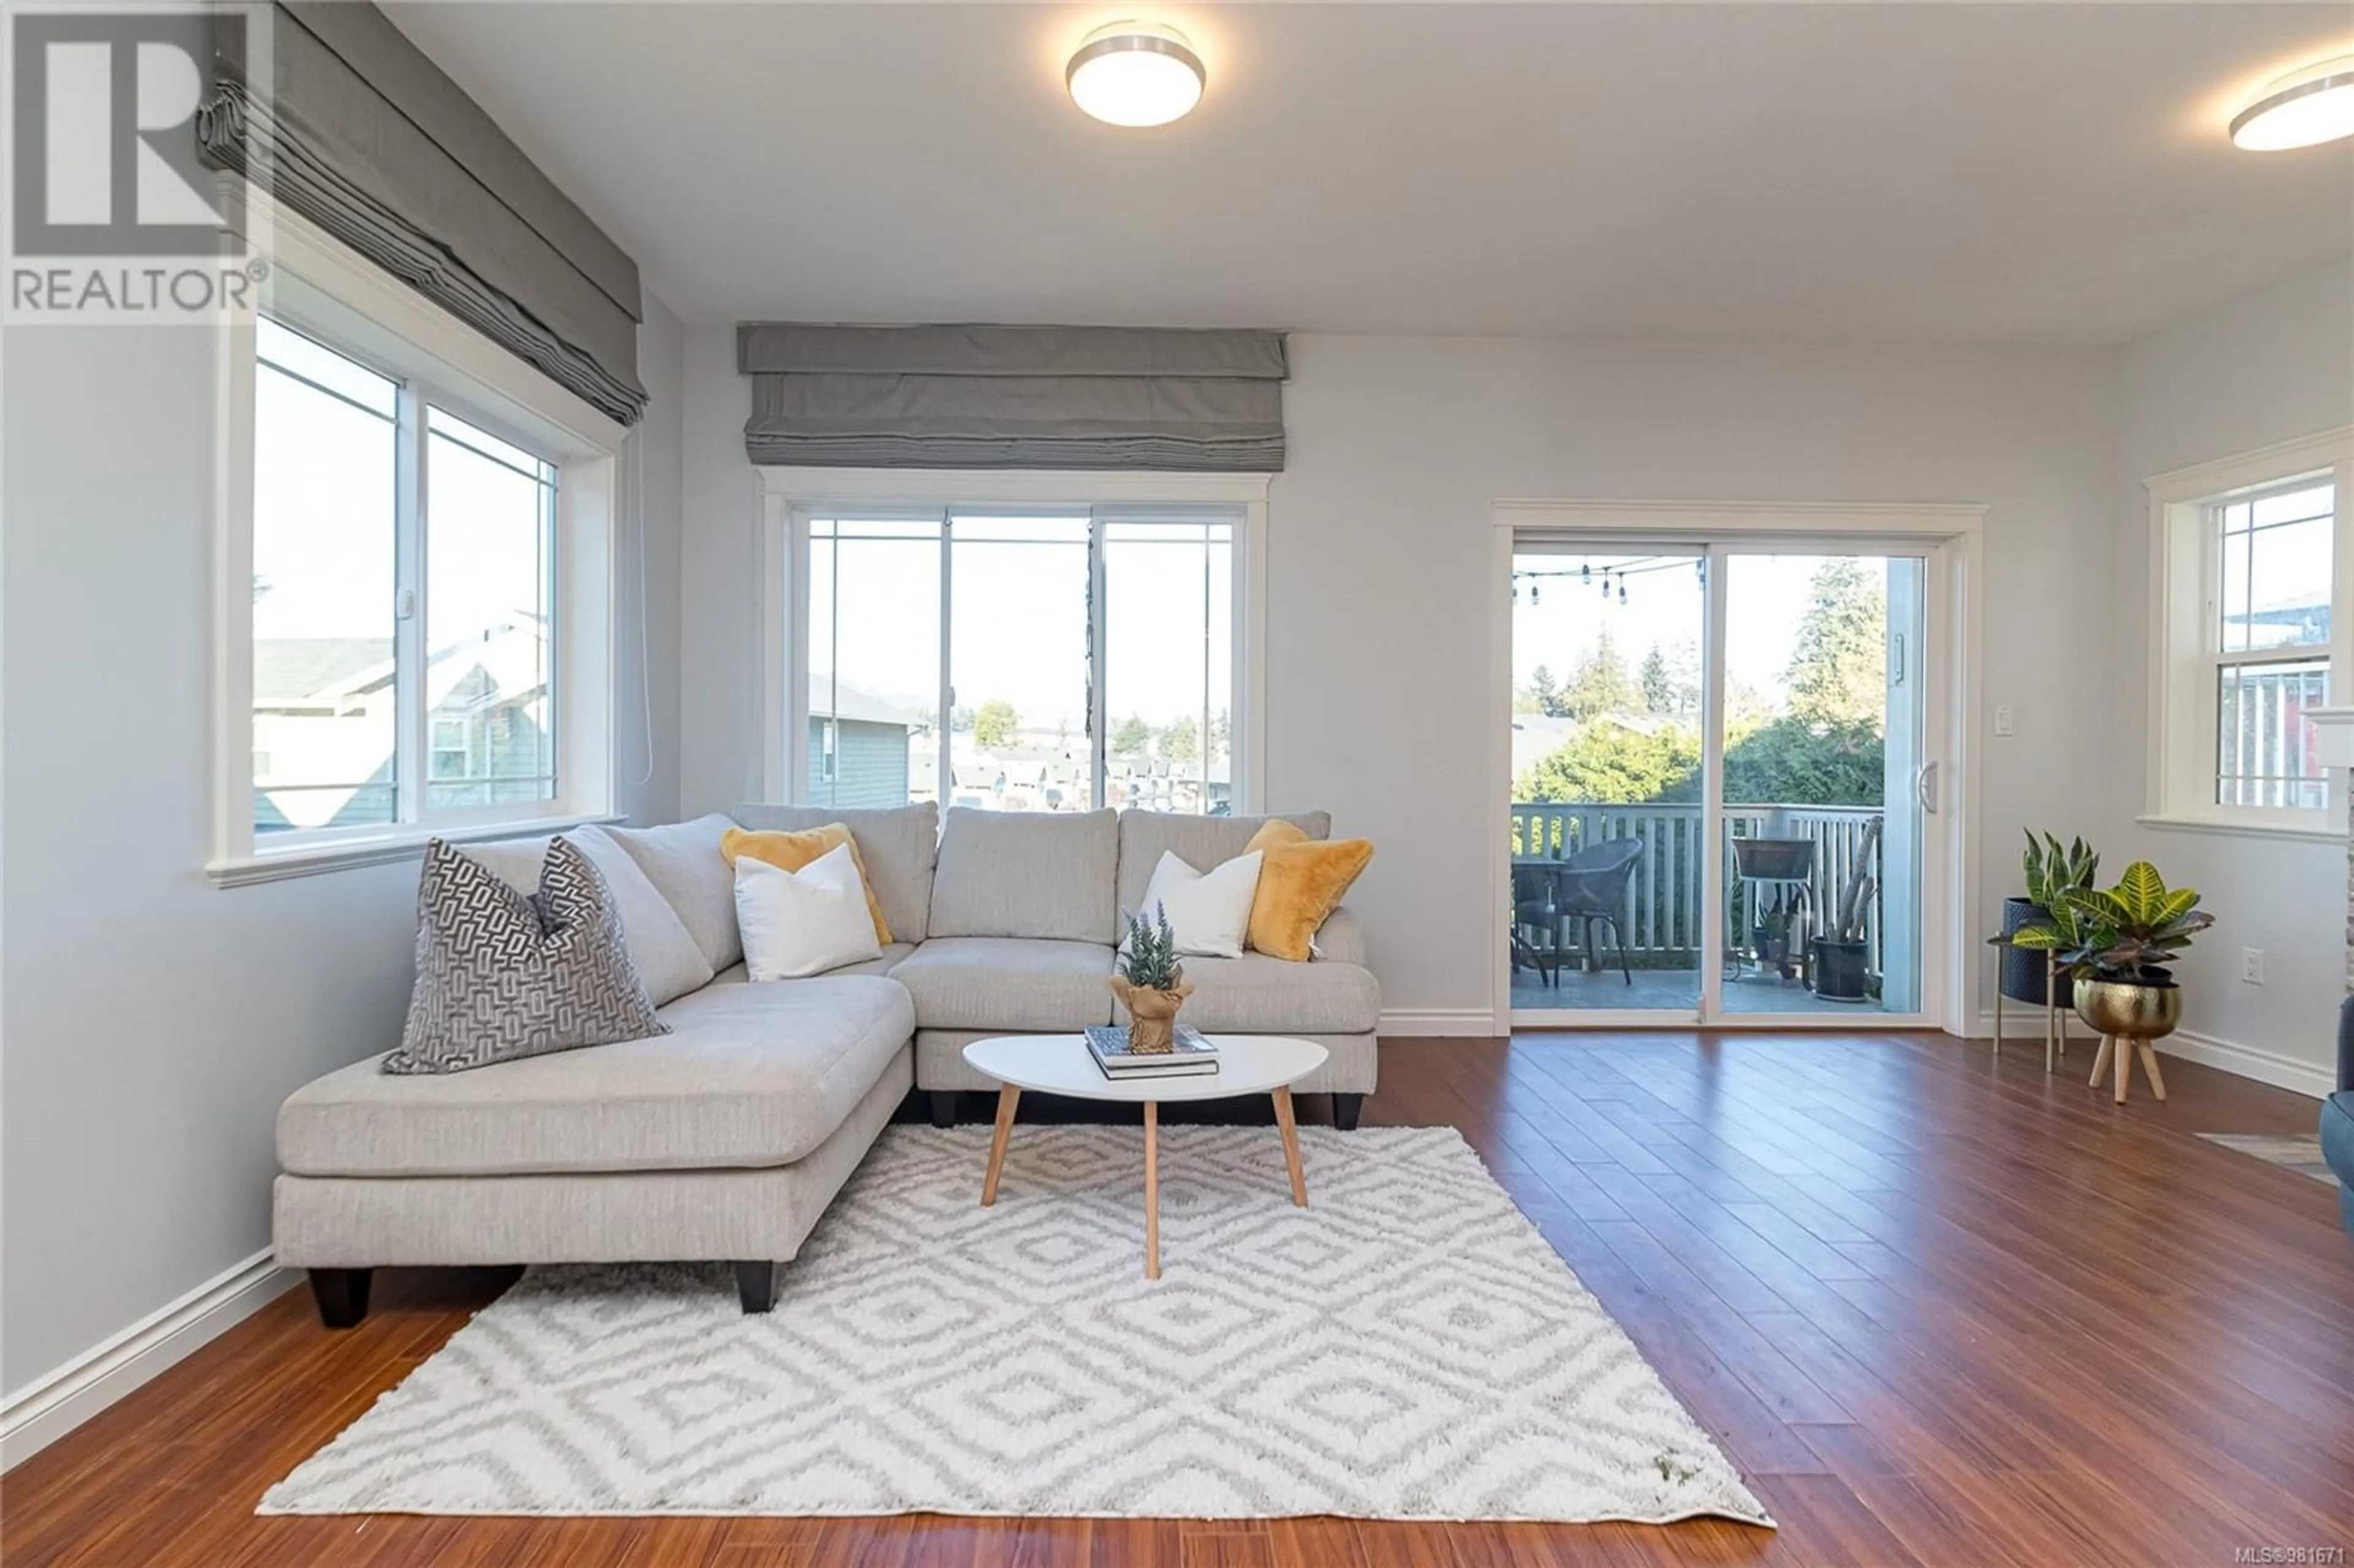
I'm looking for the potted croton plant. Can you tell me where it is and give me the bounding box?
[1110,905,1193,1053]
[2011,859,2212,1048]
[2008,831,2099,1007]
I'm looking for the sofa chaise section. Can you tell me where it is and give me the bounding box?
[275,962,913,1322]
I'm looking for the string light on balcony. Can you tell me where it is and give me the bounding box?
[1510,555,1694,608]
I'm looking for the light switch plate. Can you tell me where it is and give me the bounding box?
[1993,704,2015,737]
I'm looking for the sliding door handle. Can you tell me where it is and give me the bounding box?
[1916,761,1940,814]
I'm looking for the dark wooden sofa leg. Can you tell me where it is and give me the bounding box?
[733,1260,783,1314]
[928,1090,958,1129]
[1332,1094,1365,1132]
[307,1268,372,1329]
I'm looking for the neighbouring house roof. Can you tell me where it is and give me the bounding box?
[810,672,919,728]
[253,638,393,706]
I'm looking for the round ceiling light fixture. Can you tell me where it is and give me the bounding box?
[2230,54,2354,150]
[1067,20,1204,127]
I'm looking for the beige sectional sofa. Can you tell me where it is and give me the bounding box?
[274,804,1377,1325]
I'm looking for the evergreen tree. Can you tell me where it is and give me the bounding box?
[1639,647,1674,714]
[1528,664,1563,718]
[1110,714,1151,755]
[1786,559,1887,727]
[1562,628,1637,720]
[1160,715,1200,763]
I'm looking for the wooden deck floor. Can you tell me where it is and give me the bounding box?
[6,1030,2349,1566]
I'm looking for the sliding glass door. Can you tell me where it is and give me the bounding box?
[1509,549,1708,1013]
[1508,537,1937,1024]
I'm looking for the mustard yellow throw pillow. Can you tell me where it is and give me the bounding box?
[720,825,892,946]
[1243,820,1373,962]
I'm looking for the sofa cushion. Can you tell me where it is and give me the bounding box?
[278,975,913,1177]
[929,807,1118,943]
[1243,820,1375,962]
[386,838,669,1076]
[734,802,939,943]
[1170,954,1382,1034]
[1115,810,1330,925]
[605,814,741,972]
[464,826,715,1007]
[723,825,893,945]
[890,937,1116,1030]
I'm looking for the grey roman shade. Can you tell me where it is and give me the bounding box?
[200,3,647,425]
[737,324,1288,471]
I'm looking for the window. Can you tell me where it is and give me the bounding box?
[250,319,558,833]
[2212,479,2333,809]
[251,319,400,831]
[785,485,1259,816]
[2148,433,2352,832]
[216,241,622,883]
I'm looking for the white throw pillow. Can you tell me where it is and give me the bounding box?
[734,843,883,981]
[1128,850,1263,960]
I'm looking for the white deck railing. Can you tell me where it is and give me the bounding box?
[1510,801,1884,970]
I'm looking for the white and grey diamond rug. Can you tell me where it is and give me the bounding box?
[262,1124,1771,1526]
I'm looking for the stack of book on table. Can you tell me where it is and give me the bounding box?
[1085,1024,1220,1080]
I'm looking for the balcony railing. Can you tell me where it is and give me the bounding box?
[1510,801,1886,972]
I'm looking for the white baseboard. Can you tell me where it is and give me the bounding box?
[1,1248,300,1471]
[1378,1008,1501,1038]
[2159,1029,2332,1100]
[1968,1013,2331,1099]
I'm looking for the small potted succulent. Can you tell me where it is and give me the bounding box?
[1110,904,1193,1053]
[2013,859,2211,1059]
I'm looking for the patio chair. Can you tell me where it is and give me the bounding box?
[1511,864,1565,985]
[1556,838,1645,986]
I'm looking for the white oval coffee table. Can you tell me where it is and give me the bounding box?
[961,1033,1330,1279]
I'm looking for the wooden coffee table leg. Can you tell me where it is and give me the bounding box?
[981,1085,1019,1206]
[1272,1087,1308,1207]
[1143,1100,1160,1280]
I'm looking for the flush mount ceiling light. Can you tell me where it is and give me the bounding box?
[1067,21,1204,127]
[2231,54,2354,150]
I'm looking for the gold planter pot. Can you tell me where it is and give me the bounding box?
[2072,977,2181,1104]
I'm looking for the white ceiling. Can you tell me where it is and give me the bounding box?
[384,2,2354,346]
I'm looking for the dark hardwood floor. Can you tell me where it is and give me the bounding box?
[7,1030,2350,1566]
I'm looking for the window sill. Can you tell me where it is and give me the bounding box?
[2134,812,2342,847]
[205,813,624,889]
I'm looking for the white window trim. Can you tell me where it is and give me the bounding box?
[756,467,1270,815]
[2142,427,2354,840]
[207,196,625,887]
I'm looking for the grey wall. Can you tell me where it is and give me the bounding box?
[2107,258,2354,1090]
[676,329,2124,1024]
[0,297,689,1407]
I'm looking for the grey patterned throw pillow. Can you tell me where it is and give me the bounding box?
[384,836,669,1075]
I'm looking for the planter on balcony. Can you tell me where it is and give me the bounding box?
[1810,937,1870,1002]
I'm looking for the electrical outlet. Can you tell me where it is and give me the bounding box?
[2241,946,2265,984]
[1993,704,2016,737]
